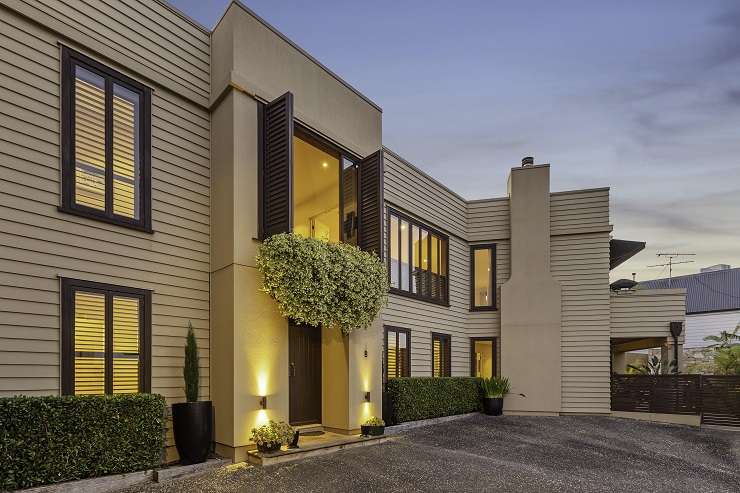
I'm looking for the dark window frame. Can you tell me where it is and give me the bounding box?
[61,278,152,395]
[60,46,152,232]
[431,332,452,377]
[387,207,450,306]
[257,110,362,243]
[469,243,497,311]
[470,337,497,378]
[383,326,411,385]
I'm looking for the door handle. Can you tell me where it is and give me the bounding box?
[290,362,295,377]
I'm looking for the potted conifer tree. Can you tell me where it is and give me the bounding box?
[172,322,212,464]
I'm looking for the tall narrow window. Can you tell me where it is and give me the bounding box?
[388,209,449,305]
[470,244,497,310]
[431,332,451,377]
[471,338,496,378]
[384,327,410,383]
[61,278,151,395]
[61,47,151,231]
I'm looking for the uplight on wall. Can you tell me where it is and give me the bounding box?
[364,391,371,402]
[259,396,267,409]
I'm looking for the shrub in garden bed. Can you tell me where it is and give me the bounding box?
[0,393,166,490]
[385,377,481,424]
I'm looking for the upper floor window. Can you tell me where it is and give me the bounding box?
[470,244,497,310]
[61,47,151,231]
[388,209,448,305]
[61,278,151,395]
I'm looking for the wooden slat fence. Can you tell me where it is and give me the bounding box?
[611,374,740,427]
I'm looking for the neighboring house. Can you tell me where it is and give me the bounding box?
[639,265,740,348]
[0,0,685,463]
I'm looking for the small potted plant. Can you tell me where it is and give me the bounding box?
[250,420,295,454]
[481,376,510,416]
[172,322,213,464]
[360,416,385,436]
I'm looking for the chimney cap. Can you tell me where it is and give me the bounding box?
[521,156,534,166]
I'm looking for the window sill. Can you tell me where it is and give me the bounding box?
[389,288,450,307]
[469,306,498,312]
[58,205,153,233]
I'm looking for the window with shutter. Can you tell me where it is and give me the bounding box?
[431,332,451,377]
[384,327,410,384]
[61,279,151,395]
[358,150,383,257]
[261,92,294,237]
[61,47,151,231]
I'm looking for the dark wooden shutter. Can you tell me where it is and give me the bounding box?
[262,92,294,237]
[358,149,384,257]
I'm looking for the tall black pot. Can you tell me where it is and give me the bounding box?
[172,401,213,464]
[482,397,503,416]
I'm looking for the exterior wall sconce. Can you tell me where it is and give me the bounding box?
[259,396,267,409]
[364,391,371,402]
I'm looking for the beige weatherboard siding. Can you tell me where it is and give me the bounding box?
[0,0,690,468]
[0,0,210,458]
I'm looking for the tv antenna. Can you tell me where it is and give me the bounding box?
[647,253,696,288]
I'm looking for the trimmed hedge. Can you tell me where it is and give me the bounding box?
[0,394,166,490]
[386,377,481,424]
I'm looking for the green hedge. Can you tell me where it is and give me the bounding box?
[0,394,166,490]
[386,377,481,424]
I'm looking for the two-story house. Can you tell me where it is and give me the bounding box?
[0,0,685,462]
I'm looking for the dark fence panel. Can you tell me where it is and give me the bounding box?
[611,374,740,427]
[701,376,740,427]
[611,375,700,415]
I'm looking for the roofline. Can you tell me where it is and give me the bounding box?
[215,1,382,113]
[642,266,740,284]
[687,307,740,316]
[156,0,211,34]
[384,146,610,204]
[382,146,469,203]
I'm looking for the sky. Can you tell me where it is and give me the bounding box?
[171,0,740,281]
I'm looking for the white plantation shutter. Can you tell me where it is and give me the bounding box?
[112,296,140,394]
[73,291,105,395]
[112,85,140,219]
[74,67,106,212]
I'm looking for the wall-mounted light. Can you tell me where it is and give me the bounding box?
[364,391,371,402]
[259,396,267,409]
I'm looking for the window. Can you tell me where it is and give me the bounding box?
[388,209,449,305]
[61,278,151,395]
[470,244,497,310]
[471,338,496,378]
[431,332,451,377]
[384,327,410,383]
[61,47,151,231]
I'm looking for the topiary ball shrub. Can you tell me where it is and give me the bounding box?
[256,233,388,335]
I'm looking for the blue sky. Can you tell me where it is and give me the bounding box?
[171,0,740,281]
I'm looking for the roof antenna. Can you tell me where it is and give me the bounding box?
[647,253,696,288]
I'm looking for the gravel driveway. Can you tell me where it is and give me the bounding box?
[122,415,740,493]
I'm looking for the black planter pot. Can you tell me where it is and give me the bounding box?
[172,401,212,465]
[360,425,385,437]
[482,397,503,416]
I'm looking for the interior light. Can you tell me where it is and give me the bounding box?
[322,162,328,168]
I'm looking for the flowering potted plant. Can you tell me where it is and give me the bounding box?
[360,416,385,436]
[480,376,510,416]
[250,420,295,454]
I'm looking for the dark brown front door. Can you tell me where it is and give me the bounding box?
[289,322,322,425]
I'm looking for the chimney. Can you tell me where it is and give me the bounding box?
[521,156,534,167]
